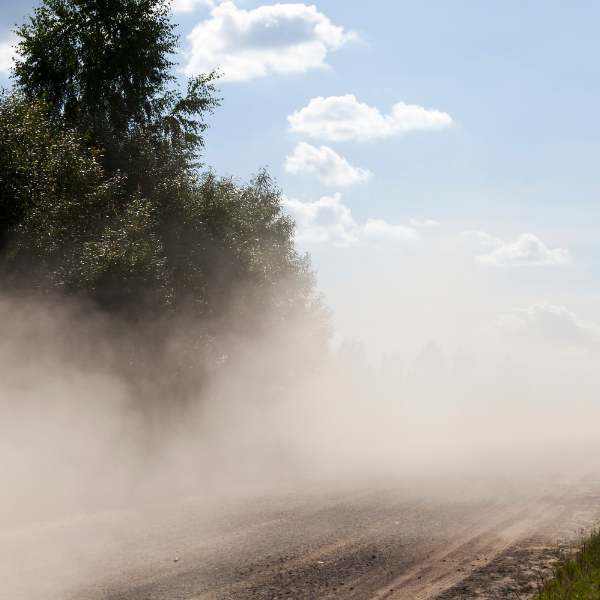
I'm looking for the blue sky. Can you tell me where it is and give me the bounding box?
[2,0,600,360]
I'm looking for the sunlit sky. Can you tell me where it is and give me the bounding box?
[2,1,600,360]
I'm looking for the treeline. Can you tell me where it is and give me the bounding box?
[0,0,328,392]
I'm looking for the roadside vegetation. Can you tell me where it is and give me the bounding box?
[0,0,329,404]
[535,530,600,600]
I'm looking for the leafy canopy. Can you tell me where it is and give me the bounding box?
[1,0,329,377]
[14,0,219,177]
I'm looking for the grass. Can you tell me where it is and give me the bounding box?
[534,529,600,599]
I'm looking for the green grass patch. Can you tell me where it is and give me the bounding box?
[535,529,600,599]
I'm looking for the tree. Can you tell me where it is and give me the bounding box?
[0,93,124,286]
[0,93,320,319]
[1,0,329,388]
[14,0,219,181]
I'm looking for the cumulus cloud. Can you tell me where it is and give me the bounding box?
[498,304,600,346]
[282,193,418,247]
[172,0,215,12]
[0,38,16,74]
[184,2,353,81]
[287,94,453,142]
[284,142,371,186]
[464,231,570,267]
[283,193,359,246]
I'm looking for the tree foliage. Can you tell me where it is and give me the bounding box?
[0,94,124,287]
[14,0,219,179]
[0,94,320,324]
[0,0,329,377]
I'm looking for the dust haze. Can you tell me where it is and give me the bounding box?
[0,250,599,600]
[2,278,599,586]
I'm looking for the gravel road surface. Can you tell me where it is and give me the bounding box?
[4,474,600,600]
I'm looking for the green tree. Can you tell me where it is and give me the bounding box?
[0,93,124,287]
[2,0,329,385]
[14,0,219,181]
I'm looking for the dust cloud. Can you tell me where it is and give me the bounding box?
[1,286,600,599]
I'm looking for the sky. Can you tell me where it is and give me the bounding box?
[2,0,600,363]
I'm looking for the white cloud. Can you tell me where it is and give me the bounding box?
[0,38,16,75]
[282,193,418,247]
[172,0,215,13]
[464,231,570,267]
[498,304,600,346]
[284,142,371,186]
[184,2,353,81]
[283,193,359,246]
[287,94,453,142]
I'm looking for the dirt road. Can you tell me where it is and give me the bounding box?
[3,474,600,600]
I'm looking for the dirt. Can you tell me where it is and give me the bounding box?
[3,475,600,600]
